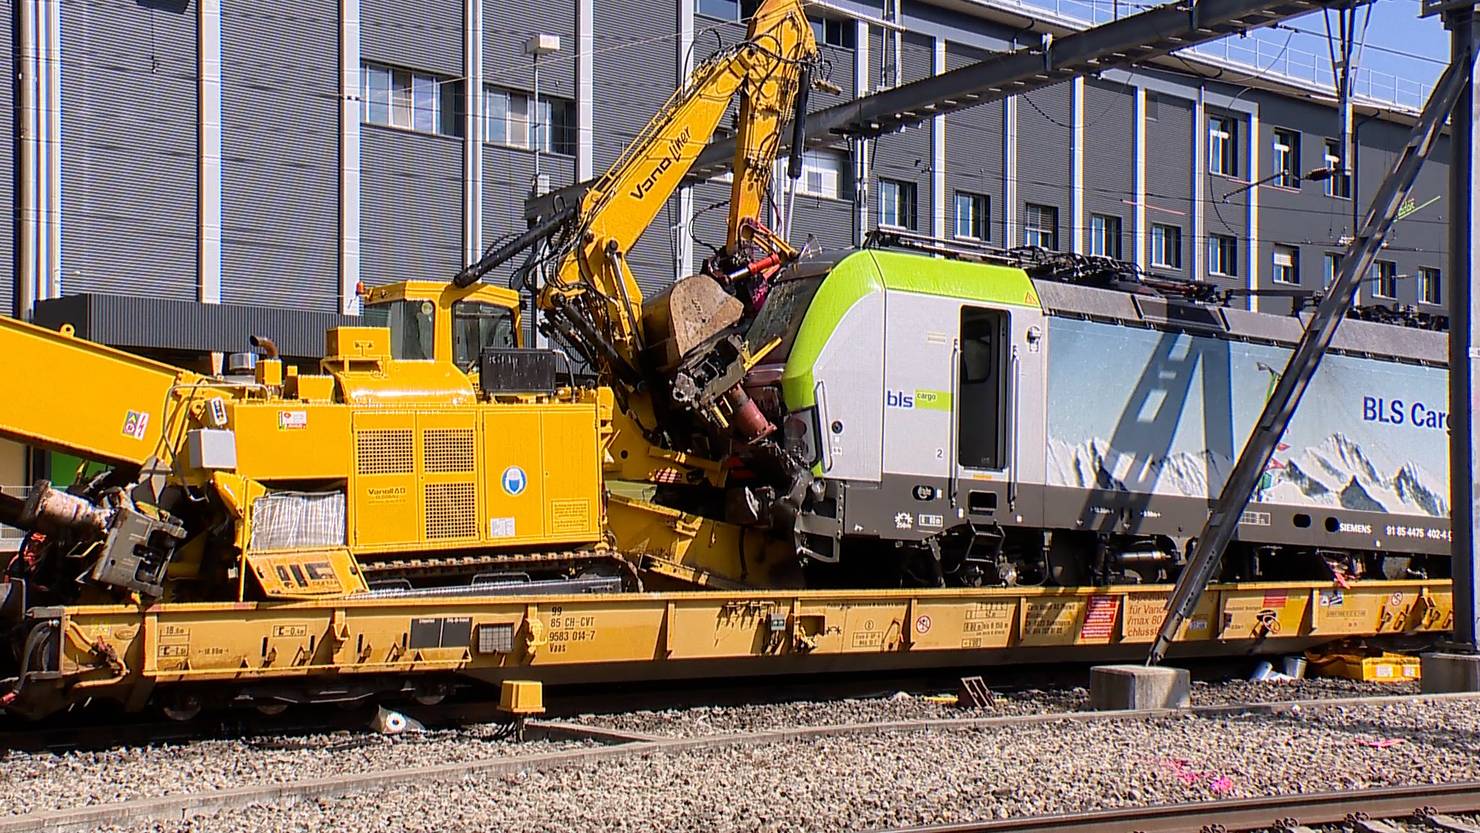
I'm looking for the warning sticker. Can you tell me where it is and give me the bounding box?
[1080,595,1120,641]
[278,410,308,430]
[489,517,516,538]
[551,499,592,534]
[915,614,932,635]
[122,410,150,441]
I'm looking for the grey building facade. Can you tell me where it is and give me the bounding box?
[0,0,1453,498]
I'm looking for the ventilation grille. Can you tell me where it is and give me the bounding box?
[424,482,477,539]
[423,429,475,474]
[357,430,414,474]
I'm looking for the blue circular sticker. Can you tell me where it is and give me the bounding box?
[500,465,528,496]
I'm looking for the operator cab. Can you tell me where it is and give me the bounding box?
[361,280,521,372]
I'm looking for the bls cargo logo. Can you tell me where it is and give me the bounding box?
[1361,396,1449,430]
[886,389,952,411]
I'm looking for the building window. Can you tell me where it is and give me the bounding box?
[1323,252,1341,288]
[1372,260,1397,298]
[1208,234,1237,277]
[1419,267,1442,305]
[362,63,462,137]
[1273,128,1300,189]
[1208,114,1237,177]
[879,178,918,230]
[1024,203,1059,250]
[486,88,575,155]
[1272,245,1300,285]
[1324,139,1351,198]
[798,149,848,199]
[1089,214,1121,258]
[1145,93,1159,121]
[809,16,856,48]
[954,191,989,240]
[1150,223,1181,269]
[698,0,759,21]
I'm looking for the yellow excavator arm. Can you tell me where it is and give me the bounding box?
[539,0,818,376]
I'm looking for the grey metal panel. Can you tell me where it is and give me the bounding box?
[1081,79,1134,257]
[1032,280,1140,321]
[480,145,576,288]
[1251,89,1352,303]
[690,179,731,259]
[1014,81,1072,248]
[485,0,575,97]
[1143,91,1192,274]
[59,0,196,301]
[362,0,463,78]
[789,194,854,251]
[1360,119,1448,309]
[1036,279,1448,365]
[593,0,676,289]
[220,0,340,312]
[867,30,932,233]
[34,293,354,358]
[944,42,1003,244]
[0,0,11,315]
[360,129,465,286]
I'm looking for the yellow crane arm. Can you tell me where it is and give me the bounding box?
[540,0,816,374]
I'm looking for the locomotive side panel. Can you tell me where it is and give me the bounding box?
[1040,315,1450,556]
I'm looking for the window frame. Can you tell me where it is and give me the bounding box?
[1272,128,1301,189]
[1149,223,1182,269]
[1207,234,1238,277]
[1023,203,1059,250]
[953,191,989,241]
[485,86,576,156]
[1324,139,1352,199]
[1272,244,1300,285]
[1372,259,1398,299]
[809,15,856,49]
[878,178,918,231]
[797,149,848,200]
[1208,113,1237,178]
[1089,213,1122,259]
[1419,267,1442,305]
[361,63,462,139]
[1323,252,1341,288]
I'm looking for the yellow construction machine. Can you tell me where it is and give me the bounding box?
[0,0,823,715]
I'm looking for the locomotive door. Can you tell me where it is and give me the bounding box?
[953,306,1012,520]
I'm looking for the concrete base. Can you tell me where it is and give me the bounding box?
[1420,652,1480,693]
[1089,664,1190,711]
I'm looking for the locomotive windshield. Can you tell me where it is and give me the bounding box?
[745,276,823,364]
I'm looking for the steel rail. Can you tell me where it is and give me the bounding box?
[873,781,1480,833]
[6,692,1480,832]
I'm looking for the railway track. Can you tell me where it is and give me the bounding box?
[4,687,1480,832]
[877,783,1480,833]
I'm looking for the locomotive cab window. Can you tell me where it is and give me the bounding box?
[452,301,518,371]
[958,307,1008,470]
[363,300,437,361]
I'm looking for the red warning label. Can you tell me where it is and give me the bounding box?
[915,615,932,635]
[1081,595,1120,641]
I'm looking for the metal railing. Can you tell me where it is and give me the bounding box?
[971,0,1433,112]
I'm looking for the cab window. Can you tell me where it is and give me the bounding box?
[363,300,436,360]
[452,301,517,371]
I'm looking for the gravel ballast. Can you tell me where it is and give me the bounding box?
[567,676,1419,738]
[64,691,1479,833]
[0,727,589,817]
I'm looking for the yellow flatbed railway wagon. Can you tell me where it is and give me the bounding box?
[23,580,1450,717]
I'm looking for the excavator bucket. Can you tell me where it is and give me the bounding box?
[640,274,744,371]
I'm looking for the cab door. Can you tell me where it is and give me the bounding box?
[953,306,1012,521]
